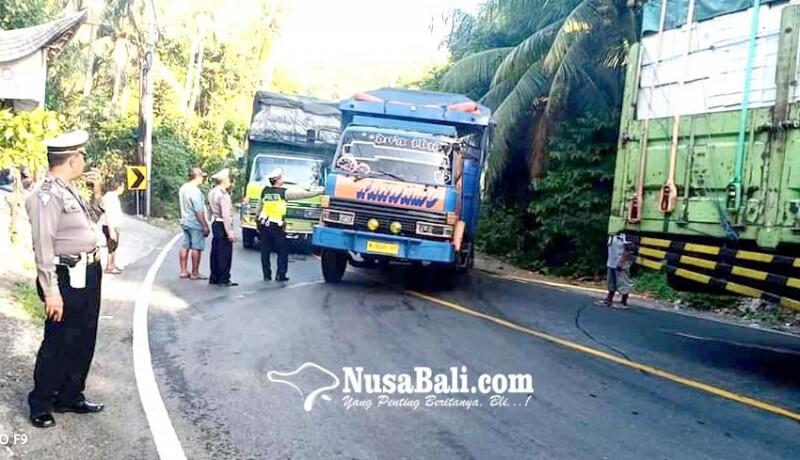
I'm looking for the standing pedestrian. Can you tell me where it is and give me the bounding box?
[178,167,210,280]
[100,177,125,274]
[598,232,633,308]
[25,130,106,428]
[258,168,321,282]
[208,168,237,286]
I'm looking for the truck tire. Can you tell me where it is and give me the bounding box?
[301,237,314,255]
[440,267,460,290]
[242,228,257,249]
[321,250,347,283]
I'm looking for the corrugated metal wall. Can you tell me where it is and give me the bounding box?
[636,3,790,120]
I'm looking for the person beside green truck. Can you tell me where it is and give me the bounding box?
[239,92,340,253]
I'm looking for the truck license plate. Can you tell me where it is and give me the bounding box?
[366,241,399,256]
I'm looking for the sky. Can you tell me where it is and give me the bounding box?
[267,0,482,99]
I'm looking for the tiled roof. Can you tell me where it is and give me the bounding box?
[0,10,87,63]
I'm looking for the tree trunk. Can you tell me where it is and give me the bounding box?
[181,27,200,114]
[187,30,206,115]
[111,38,126,114]
[120,75,130,114]
[82,24,96,100]
[529,114,551,180]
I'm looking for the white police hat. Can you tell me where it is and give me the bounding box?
[211,167,230,180]
[42,129,89,155]
[266,168,283,180]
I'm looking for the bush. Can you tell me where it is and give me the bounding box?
[150,123,197,218]
[0,108,61,172]
[12,282,44,325]
[633,270,739,310]
[476,115,617,277]
[86,115,198,219]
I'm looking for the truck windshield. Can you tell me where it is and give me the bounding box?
[251,156,323,187]
[335,128,455,185]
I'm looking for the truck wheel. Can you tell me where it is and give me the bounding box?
[242,228,257,249]
[321,250,347,283]
[440,267,459,290]
[301,237,315,255]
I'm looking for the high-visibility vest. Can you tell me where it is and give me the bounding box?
[259,186,288,225]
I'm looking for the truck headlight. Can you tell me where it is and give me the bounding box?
[389,221,403,234]
[322,209,355,226]
[416,221,453,238]
[367,218,380,231]
[304,208,322,219]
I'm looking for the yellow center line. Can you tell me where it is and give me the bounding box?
[405,290,800,423]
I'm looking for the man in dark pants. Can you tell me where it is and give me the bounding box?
[25,130,106,428]
[208,168,237,286]
[258,168,321,282]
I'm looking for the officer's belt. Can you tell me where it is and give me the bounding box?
[54,248,100,267]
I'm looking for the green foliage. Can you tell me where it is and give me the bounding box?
[476,115,617,276]
[475,205,526,261]
[0,0,56,29]
[527,114,617,274]
[440,0,639,191]
[633,271,680,302]
[150,123,197,218]
[45,43,85,118]
[12,282,44,325]
[633,271,739,311]
[82,112,243,219]
[0,109,61,171]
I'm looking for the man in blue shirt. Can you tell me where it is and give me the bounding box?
[178,168,210,279]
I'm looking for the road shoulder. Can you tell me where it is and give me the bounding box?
[0,214,170,459]
[474,253,800,338]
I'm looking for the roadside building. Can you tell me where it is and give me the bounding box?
[0,11,87,112]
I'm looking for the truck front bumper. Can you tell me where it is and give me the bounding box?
[241,216,314,236]
[312,226,455,264]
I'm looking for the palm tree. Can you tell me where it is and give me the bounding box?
[441,0,638,192]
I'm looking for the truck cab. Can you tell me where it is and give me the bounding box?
[312,88,492,283]
[240,92,340,251]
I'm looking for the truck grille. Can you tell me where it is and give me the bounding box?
[328,198,448,239]
[286,206,321,220]
[248,198,260,217]
[247,199,320,220]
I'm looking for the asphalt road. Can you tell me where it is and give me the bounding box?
[146,241,800,460]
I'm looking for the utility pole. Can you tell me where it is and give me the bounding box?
[138,0,157,217]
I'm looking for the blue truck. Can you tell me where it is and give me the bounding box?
[311,88,492,283]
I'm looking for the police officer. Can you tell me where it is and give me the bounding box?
[258,168,321,282]
[25,130,106,428]
[208,167,237,286]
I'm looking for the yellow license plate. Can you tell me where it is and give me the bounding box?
[366,240,399,256]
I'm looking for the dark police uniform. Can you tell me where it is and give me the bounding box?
[208,168,236,286]
[259,185,290,281]
[25,131,105,426]
[258,169,320,281]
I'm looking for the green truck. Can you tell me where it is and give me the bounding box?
[240,92,340,251]
[609,1,800,307]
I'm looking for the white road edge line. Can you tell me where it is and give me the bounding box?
[132,233,186,460]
